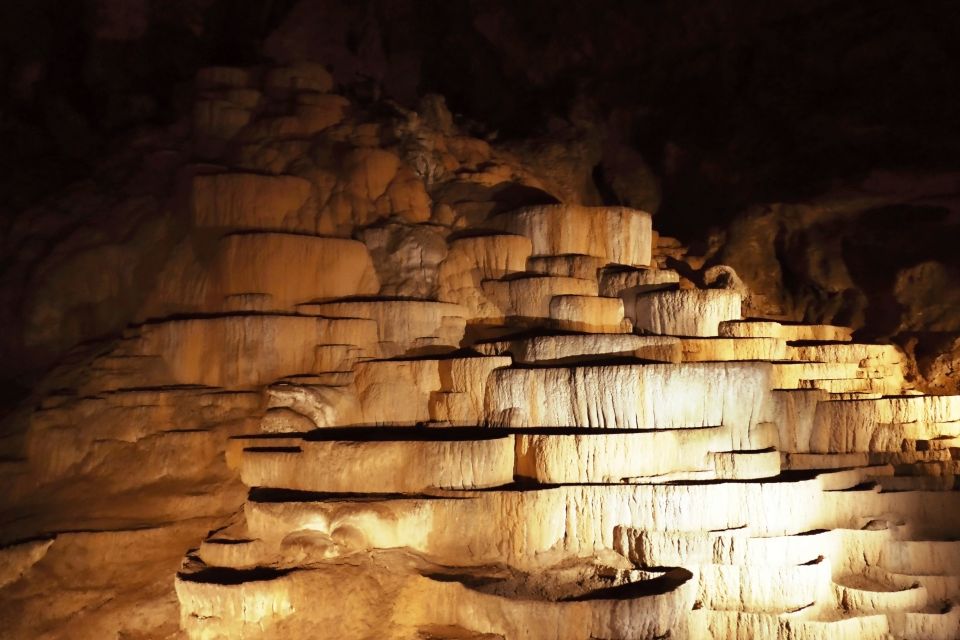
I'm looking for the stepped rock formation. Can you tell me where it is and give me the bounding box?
[1,61,959,640]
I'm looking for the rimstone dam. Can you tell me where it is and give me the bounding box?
[0,58,959,640]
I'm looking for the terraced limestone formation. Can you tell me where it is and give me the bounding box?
[1,66,957,636]
[154,194,960,639]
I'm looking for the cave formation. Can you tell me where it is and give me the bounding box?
[2,2,960,639]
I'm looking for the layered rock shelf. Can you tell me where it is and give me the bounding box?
[1,63,958,640]
[170,168,958,637]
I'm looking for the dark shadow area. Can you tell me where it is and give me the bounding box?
[177,566,293,584]
[562,567,693,601]
[247,487,463,502]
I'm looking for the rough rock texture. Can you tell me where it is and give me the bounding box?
[711,178,960,395]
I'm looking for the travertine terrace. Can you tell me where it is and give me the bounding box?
[1,63,959,640]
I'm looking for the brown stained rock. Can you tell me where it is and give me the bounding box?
[909,334,960,395]
[193,97,255,140]
[437,234,532,318]
[238,468,911,570]
[191,172,314,231]
[719,319,854,342]
[379,165,432,222]
[231,139,315,175]
[176,551,695,640]
[630,289,742,337]
[264,63,334,96]
[477,334,682,365]
[146,233,382,316]
[599,130,662,213]
[526,254,603,280]
[294,93,350,133]
[498,126,604,206]
[299,299,467,357]
[353,358,442,425]
[481,276,598,323]
[678,337,786,362]
[348,355,511,427]
[241,435,515,493]
[0,538,53,590]
[360,223,447,299]
[345,148,401,202]
[431,356,514,425]
[893,261,960,333]
[212,233,380,310]
[515,427,729,483]
[133,315,379,388]
[548,294,629,333]
[0,522,232,640]
[489,204,653,267]
[809,395,960,454]
[718,206,789,319]
[486,362,772,444]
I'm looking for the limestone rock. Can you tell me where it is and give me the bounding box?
[430,356,513,425]
[548,295,629,333]
[135,315,378,387]
[911,333,960,394]
[809,395,960,453]
[679,337,786,362]
[478,333,682,365]
[194,94,256,140]
[238,467,918,570]
[351,355,510,426]
[0,538,54,589]
[481,276,598,322]
[192,172,315,231]
[352,358,443,425]
[264,383,361,429]
[437,233,533,318]
[489,204,653,267]
[526,254,603,279]
[631,289,742,337]
[894,261,960,333]
[241,432,516,492]
[359,223,448,299]
[598,266,680,298]
[300,300,467,357]
[176,553,696,640]
[719,320,854,342]
[515,427,731,483]
[264,63,334,95]
[484,362,771,444]
[212,233,380,311]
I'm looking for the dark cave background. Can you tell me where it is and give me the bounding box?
[1,0,960,402]
[4,0,959,220]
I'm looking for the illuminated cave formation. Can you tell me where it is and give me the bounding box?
[1,53,959,640]
[167,186,960,637]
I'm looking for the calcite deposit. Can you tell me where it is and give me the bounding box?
[1,61,959,640]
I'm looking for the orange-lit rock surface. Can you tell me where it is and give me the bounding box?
[1,62,959,640]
